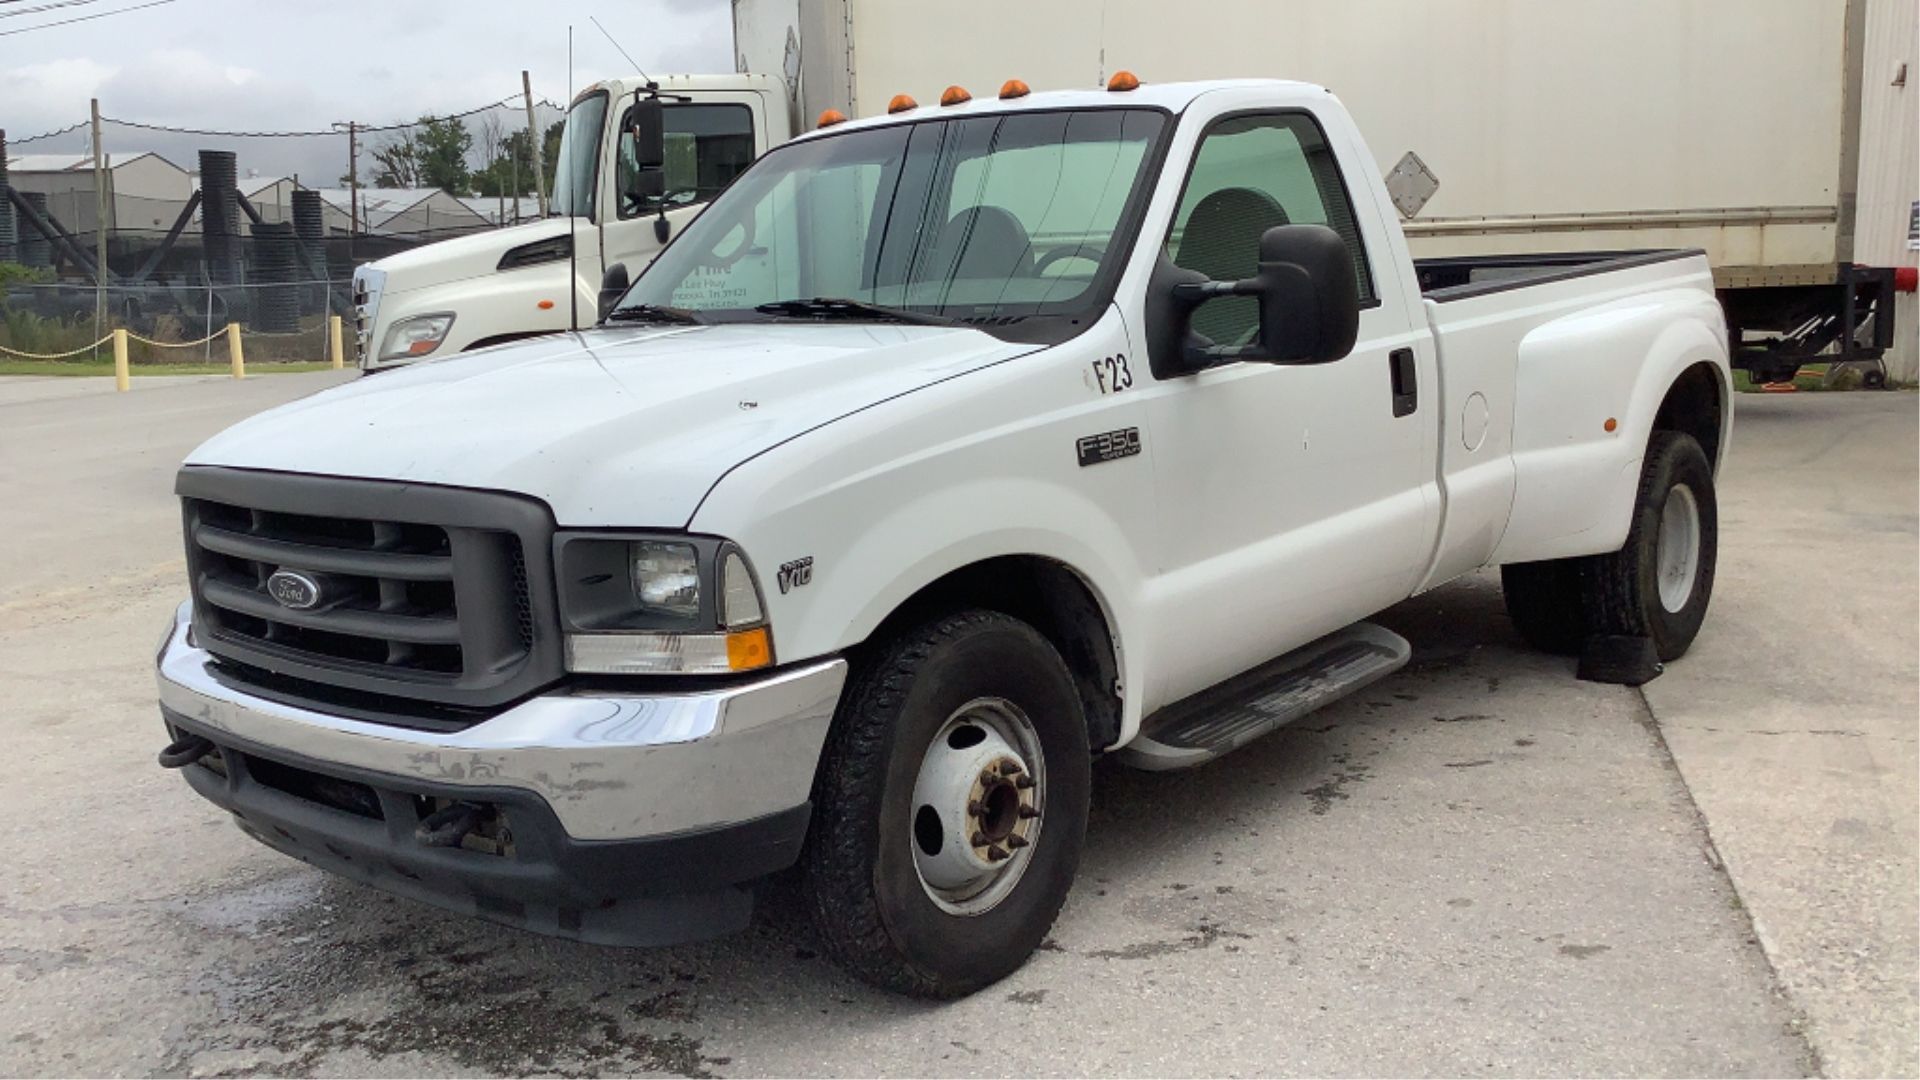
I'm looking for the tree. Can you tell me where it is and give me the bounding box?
[368,134,421,188]
[362,116,473,194]
[473,127,540,199]
[542,120,564,196]
[414,116,473,196]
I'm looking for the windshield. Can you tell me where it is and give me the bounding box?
[618,108,1167,334]
[551,91,609,219]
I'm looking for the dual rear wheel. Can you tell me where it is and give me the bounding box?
[1502,430,1718,662]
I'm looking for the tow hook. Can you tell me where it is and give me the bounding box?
[415,801,485,847]
[157,733,216,769]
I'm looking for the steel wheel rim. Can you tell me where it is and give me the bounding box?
[1656,483,1701,613]
[908,697,1046,916]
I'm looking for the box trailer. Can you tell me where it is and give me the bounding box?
[736,0,1917,384]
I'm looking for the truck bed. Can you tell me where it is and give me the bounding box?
[1415,249,1707,301]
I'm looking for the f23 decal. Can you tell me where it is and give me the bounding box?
[1090,353,1134,395]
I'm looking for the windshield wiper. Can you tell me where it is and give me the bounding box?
[752,297,956,326]
[605,303,703,325]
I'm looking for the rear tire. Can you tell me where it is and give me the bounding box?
[1500,559,1587,655]
[1586,431,1718,661]
[801,610,1090,998]
[1500,430,1718,663]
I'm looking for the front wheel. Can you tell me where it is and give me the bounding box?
[801,610,1090,998]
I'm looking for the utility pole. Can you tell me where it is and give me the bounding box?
[90,97,108,357]
[347,122,360,238]
[522,70,548,216]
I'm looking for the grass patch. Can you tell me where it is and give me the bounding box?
[0,360,338,377]
[1732,363,1832,393]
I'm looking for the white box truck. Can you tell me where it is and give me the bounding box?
[350,0,1913,386]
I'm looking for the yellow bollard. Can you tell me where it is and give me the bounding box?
[112,328,130,392]
[328,314,345,369]
[226,322,244,379]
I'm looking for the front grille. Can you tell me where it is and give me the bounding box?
[179,468,562,716]
[351,268,383,365]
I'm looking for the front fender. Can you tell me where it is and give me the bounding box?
[689,313,1160,740]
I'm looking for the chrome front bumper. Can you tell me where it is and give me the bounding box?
[155,601,847,842]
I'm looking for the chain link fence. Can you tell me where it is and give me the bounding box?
[2,98,566,370]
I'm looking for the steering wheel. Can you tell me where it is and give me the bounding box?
[1034,243,1107,276]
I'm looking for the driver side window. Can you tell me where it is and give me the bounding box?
[618,103,756,219]
[1167,112,1375,347]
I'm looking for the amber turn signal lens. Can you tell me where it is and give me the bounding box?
[1604,417,1618,432]
[888,94,918,113]
[1107,69,1140,91]
[999,79,1030,99]
[536,299,554,310]
[940,84,972,106]
[816,108,848,128]
[726,627,772,671]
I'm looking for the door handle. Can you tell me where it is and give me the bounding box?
[1389,348,1418,418]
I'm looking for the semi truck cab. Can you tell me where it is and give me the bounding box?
[353,74,794,370]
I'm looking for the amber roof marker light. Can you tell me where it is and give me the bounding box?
[816,109,848,128]
[1107,70,1140,92]
[940,85,973,106]
[998,79,1031,99]
[888,94,918,114]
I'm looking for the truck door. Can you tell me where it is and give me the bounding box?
[597,94,764,306]
[1142,106,1440,703]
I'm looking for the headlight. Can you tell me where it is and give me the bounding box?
[378,313,455,360]
[557,534,772,674]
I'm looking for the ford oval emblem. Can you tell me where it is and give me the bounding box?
[266,569,323,610]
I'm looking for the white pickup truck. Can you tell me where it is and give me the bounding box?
[157,77,1730,997]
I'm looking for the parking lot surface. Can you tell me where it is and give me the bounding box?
[0,373,1911,1077]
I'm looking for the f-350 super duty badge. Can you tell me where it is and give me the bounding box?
[1076,427,1141,467]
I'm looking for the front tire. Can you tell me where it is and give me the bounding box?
[801,610,1091,998]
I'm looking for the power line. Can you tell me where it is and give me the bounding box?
[0,0,175,36]
[93,95,535,139]
[8,119,90,144]
[0,0,117,19]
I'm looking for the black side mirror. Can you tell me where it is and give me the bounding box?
[598,263,630,323]
[1144,223,1360,378]
[1250,224,1359,363]
[629,96,666,170]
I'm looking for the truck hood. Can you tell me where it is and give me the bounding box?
[370,218,569,295]
[185,323,1035,526]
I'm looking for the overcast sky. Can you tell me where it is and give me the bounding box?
[2,0,734,181]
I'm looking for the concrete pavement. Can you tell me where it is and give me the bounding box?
[0,372,1909,1076]
[1643,392,1919,1078]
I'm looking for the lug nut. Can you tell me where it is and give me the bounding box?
[1018,805,1039,819]
[1014,775,1035,789]
[971,831,991,847]
[1007,834,1029,849]
[968,800,985,815]
[986,846,1009,861]
[998,760,1023,776]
